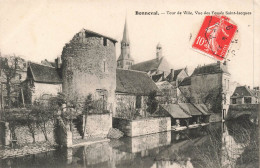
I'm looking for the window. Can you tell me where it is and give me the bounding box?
[224,79,226,89]
[244,97,252,104]
[232,99,236,104]
[103,59,107,72]
[227,80,229,90]
[103,38,107,46]
[136,95,142,108]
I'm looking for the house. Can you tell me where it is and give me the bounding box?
[193,104,211,123]
[190,61,231,120]
[114,68,171,137]
[24,62,62,104]
[129,42,172,81]
[230,86,259,104]
[115,68,160,119]
[178,103,204,125]
[158,104,191,127]
[166,68,189,87]
[178,76,192,103]
[156,80,177,104]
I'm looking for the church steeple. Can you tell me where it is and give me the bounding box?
[122,18,130,44]
[117,17,134,69]
[156,42,163,60]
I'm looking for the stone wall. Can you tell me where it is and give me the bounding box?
[0,121,11,146]
[62,30,116,115]
[113,117,171,137]
[32,83,62,103]
[0,120,55,147]
[115,94,149,119]
[14,121,55,145]
[123,131,171,153]
[115,94,136,119]
[84,113,112,138]
[209,113,222,122]
[227,104,259,120]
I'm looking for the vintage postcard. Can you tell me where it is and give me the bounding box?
[0,0,259,168]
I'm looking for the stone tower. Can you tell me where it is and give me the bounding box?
[61,29,117,112]
[156,43,162,60]
[117,18,134,69]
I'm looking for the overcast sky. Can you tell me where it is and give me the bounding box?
[0,0,259,87]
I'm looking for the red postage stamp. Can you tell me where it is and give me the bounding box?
[192,16,237,61]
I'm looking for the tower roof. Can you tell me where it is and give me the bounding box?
[122,18,130,43]
[157,42,162,48]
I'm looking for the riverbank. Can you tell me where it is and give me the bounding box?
[0,141,56,159]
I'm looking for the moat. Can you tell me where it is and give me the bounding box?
[0,119,258,168]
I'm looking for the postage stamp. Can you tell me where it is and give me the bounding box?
[192,15,237,61]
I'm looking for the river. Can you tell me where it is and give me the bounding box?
[0,119,258,168]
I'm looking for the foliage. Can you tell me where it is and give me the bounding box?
[0,55,26,108]
[147,90,159,115]
[204,87,222,113]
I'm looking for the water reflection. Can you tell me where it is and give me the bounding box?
[0,119,258,168]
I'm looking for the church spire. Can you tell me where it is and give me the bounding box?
[117,16,134,69]
[122,18,130,44]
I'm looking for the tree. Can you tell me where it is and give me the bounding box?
[0,55,26,108]
[147,90,159,115]
[82,94,94,138]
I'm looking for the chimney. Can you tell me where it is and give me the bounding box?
[223,60,228,66]
[162,72,165,81]
[55,57,61,69]
[217,61,221,66]
[248,86,250,89]
[170,69,174,75]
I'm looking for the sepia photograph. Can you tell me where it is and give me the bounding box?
[0,0,259,167]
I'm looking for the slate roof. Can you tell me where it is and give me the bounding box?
[160,104,191,119]
[179,77,191,86]
[152,73,163,82]
[192,62,230,76]
[82,29,117,43]
[173,69,183,81]
[116,69,159,95]
[179,103,203,116]
[231,86,257,98]
[28,62,62,84]
[193,104,211,115]
[131,57,163,72]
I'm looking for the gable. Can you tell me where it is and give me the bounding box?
[28,62,62,84]
[116,69,159,95]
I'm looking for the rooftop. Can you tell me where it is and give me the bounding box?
[116,68,159,95]
[28,62,62,84]
[160,104,191,119]
[192,62,230,76]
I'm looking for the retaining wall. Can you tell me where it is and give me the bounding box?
[113,117,171,137]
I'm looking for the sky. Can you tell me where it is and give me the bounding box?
[0,0,259,87]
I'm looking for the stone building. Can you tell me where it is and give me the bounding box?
[131,43,172,79]
[230,86,259,104]
[117,18,134,69]
[166,68,189,87]
[62,29,117,107]
[115,69,160,119]
[61,28,117,138]
[24,62,62,104]
[190,61,231,120]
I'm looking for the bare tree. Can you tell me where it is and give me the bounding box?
[0,55,26,108]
